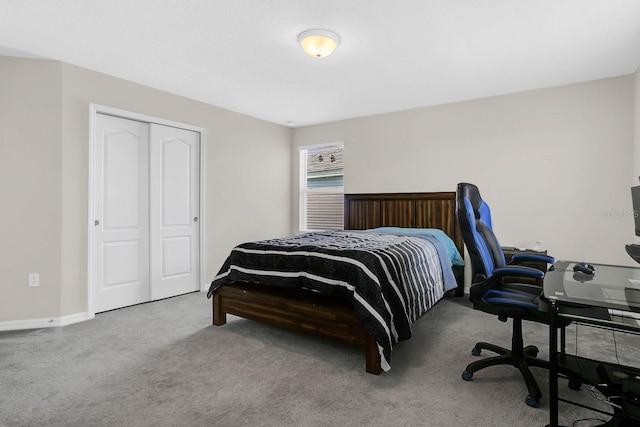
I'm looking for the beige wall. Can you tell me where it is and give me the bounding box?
[3,54,637,324]
[1,57,292,323]
[0,57,63,320]
[292,76,636,268]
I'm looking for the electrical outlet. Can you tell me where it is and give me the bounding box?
[28,273,39,287]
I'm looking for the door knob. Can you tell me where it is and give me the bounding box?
[193,217,199,222]
[94,220,100,226]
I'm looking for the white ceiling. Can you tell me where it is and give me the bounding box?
[1,0,639,127]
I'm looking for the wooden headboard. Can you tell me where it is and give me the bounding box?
[344,192,464,295]
[343,192,463,255]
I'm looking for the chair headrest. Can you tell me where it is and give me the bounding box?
[457,183,483,213]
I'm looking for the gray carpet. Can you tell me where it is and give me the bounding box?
[1,292,638,427]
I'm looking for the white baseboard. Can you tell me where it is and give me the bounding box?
[0,312,89,332]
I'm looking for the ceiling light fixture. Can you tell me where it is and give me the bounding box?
[297,29,340,58]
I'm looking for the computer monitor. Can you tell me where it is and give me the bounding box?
[633,186,640,237]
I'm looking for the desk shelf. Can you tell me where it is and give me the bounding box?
[558,354,640,391]
[557,354,601,386]
[556,353,640,424]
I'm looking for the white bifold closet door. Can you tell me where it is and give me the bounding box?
[93,114,200,313]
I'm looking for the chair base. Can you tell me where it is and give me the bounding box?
[462,318,549,407]
[463,341,548,407]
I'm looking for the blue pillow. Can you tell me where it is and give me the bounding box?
[371,227,465,266]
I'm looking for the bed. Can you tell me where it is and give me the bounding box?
[207,192,465,374]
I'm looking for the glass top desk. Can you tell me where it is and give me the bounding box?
[544,261,640,427]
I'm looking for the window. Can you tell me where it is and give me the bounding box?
[299,143,344,231]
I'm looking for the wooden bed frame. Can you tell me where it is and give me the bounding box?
[211,192,465,374]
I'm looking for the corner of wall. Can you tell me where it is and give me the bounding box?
[0,56,64,324]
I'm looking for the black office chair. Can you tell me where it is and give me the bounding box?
[456,182,564,407]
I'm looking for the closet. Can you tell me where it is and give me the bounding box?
[91,113,201,313]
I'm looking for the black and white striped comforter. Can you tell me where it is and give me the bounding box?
[207,230,455,371]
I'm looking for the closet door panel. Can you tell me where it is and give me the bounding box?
[149,124,200,300]
[93,114,150,313]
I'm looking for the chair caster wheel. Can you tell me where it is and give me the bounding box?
[525,395,539,408]
[471,347,481,356]
[462,371,473,381]
[568,378,582,391]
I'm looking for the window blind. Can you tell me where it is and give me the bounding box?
[305,191,344,230]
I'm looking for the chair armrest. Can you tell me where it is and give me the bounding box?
[492,265,545,280]
[511,254,555,265]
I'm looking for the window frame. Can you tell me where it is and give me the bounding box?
[298,141,344,232]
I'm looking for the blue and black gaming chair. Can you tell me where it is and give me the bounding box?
[456,182,559,408]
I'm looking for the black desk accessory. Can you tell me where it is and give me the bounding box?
[572,271,594,282]
[573,262,595,275]
[625,243,640,264]
[629,182,640,264]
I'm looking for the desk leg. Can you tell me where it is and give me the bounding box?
[548,301,559,427]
